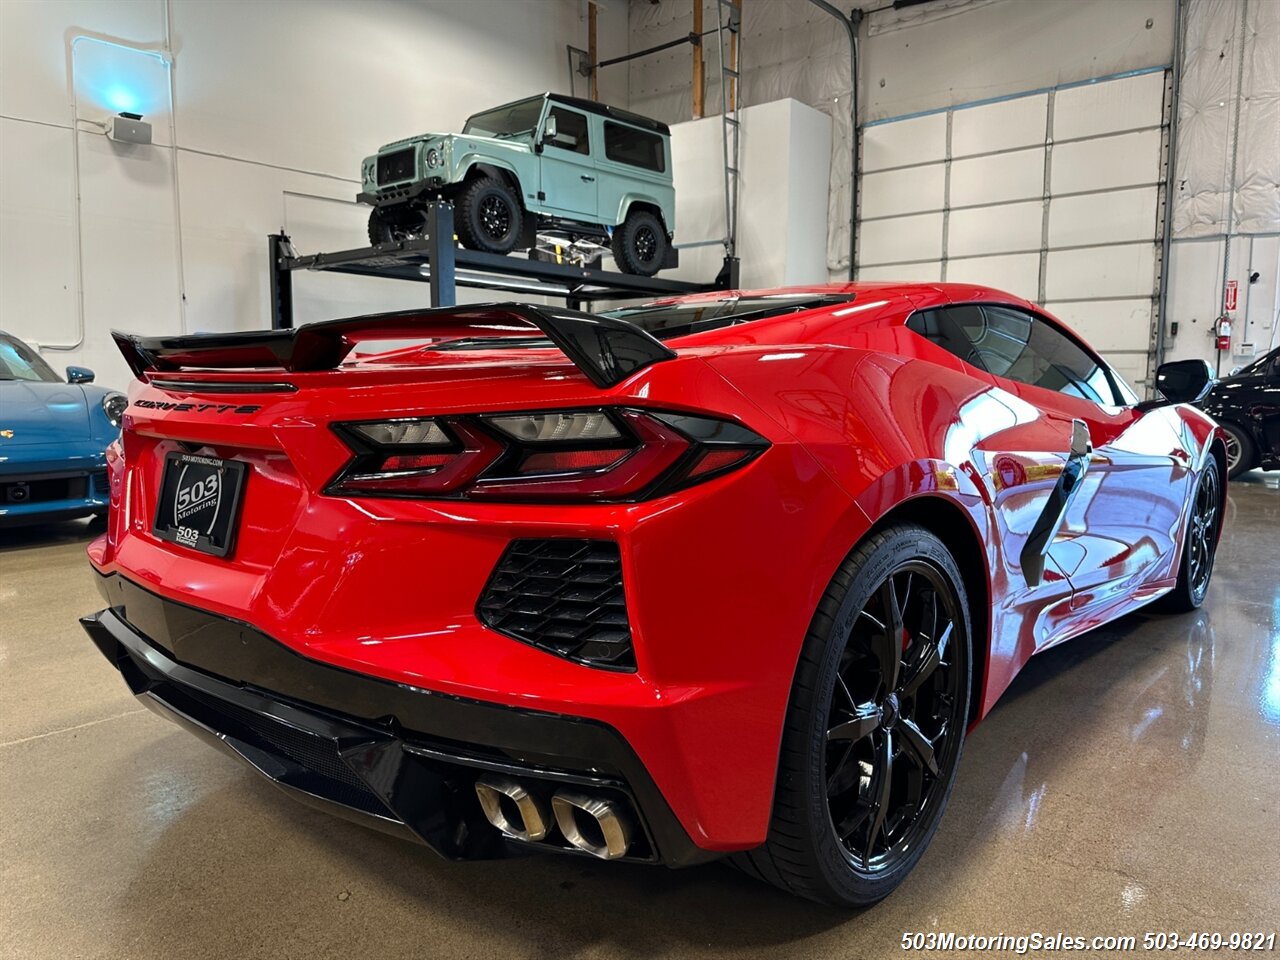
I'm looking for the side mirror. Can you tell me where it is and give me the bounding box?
[66,365,95,384]
[541,115,558,144]
[1139,359,1214,410]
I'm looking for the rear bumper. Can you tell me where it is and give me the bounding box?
[83,572,711,866]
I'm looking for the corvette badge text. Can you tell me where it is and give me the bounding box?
[133,400,262,414]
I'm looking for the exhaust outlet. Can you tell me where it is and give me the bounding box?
[551,790,634,860]
[474,776,551,842]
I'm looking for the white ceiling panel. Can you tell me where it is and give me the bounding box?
[1103,353,1150,391]
[861,112,948,172]
[861,163,946,219]
[1051,129,1162,194]
[951,93,1048,158]
[859,212,944,265]
[1053,70,1166,141]
[1045,243,1157,300]
[948,200,1043,258]
[1048,187,1159,247]
[1045,298,1154,353]
[944,253,1040,300]
[950,147,1045,207]
[857,261,943,282]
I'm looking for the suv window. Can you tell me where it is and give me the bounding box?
[908,304,1118,405]
[604,122,665,172]
[547,108,589,155]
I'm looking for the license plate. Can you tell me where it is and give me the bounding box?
[153,452,248,557]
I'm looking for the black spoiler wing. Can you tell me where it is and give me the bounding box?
[112,303,677,389]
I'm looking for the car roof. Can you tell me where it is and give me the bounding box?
[544,93,671,135]
[470,93,671,136]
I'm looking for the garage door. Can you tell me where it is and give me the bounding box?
[856,69,1172,391]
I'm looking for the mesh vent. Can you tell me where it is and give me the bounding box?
[478,539,634,670]
[376,148,415,185]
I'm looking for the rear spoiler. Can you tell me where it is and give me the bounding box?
[111,303,677,389]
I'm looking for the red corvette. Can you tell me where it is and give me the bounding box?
[83,283,1224,906]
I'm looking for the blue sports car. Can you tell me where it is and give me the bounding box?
[0,331,125,526]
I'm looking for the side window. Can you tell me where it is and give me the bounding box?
[981,306,1113,405]
[907,304,1118,405]
[906,306,987,369]
[547,108,589,155]
[603,122,665,172]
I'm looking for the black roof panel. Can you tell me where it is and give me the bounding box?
[545,93,670,135]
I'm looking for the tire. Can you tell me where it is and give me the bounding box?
[367,207,423,246]
[455,176,522,254]
[731,523,972,907]
[611,208,667,276]
[1220,422,1255,479]
[1157,460,1223,613]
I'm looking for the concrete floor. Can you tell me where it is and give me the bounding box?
[2,475,1277,960]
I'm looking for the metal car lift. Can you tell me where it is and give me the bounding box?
[269,202,738,330]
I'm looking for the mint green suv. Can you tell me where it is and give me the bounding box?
[357,93,676,276]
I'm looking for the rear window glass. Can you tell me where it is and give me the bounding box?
[429,296,854,353]
[604,122,665,172]
[602,295,853,339]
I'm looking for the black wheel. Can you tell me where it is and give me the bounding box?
[1220,422,1255,479]
[732,524,971,906]
[1158,461,1223,612]
[611,209,667,276]
[367,207,423,246]
[455,176,522,254]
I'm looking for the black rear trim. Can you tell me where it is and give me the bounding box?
[86,571,711,866]
[147,379,299,394]
[112,303,677,389]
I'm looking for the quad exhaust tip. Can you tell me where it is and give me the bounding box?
[475,778,635,860]
[474,776,551,842]
[551,789,633,860]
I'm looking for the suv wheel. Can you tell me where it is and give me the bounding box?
[611,209,667,277]
[731,524,972,906]
[456,177,522,254]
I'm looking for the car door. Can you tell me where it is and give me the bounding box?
[905,304,1081,659]
[970,303,1192,619]
[1246,351,1280,467]
[537,106,598,221]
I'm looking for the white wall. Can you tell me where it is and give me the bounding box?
[1164,0,1280,372]
[1164,236,1280,370]
[627,0,1175,278]
[0,0,629,390]
[860,0,1174,122]
[669,98,831,289]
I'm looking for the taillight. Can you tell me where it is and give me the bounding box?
[327,408,768,502]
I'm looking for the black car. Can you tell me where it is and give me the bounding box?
[1200,347,1280,478]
